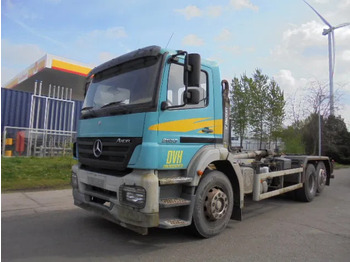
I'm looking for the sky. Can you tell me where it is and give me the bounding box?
[1,0,350,128]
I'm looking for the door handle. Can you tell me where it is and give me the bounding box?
[202,127,213,133]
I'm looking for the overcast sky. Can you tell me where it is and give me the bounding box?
[1,0,350,128]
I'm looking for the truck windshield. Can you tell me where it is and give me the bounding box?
[82,56,161,116]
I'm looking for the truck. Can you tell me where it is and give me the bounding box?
[72,45,333,238]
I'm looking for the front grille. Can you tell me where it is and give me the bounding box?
[77,137,142,171]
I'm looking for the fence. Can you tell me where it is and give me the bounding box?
[1,87,83,133]
[2,81,80,157]
[2,126,75,157]
[231,140,284,152]
[1,88,31,132]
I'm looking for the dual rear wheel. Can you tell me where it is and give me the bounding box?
[296,162,328,202]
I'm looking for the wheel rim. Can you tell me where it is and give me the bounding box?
[204,188,229,221]
[318,168,326,187]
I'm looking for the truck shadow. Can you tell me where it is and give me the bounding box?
[242,192,298,220]
[2,209,199,261]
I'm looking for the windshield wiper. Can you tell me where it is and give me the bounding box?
[81,106,97,119]
[100,100,126,109]
[81,106,94,111]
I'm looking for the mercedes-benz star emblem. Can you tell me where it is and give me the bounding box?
[93,139,103,158]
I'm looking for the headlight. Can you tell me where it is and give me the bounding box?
[120,185,146,208]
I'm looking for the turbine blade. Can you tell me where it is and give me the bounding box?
[302,0,332,27]
[334,22,350,29]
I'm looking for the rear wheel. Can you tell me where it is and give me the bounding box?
[316,162,327,193]
[296,164,317,202]
[192,171,233,238]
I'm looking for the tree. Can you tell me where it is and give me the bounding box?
[300,114,350,163]
[305,80,330,117]
[266,79,285,148]
[302,113,320,155]
[279,79,348,159]
[284,80,341,128]
[248,69,269,148]
[230,69,285,150]
[289,80,347,159]
[230,75,250,148]
[323,115,350,164]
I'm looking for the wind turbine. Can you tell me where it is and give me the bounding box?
[303,0,350,116]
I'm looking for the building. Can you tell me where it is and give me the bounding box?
[4,54,93,101]
[2,55,92,156]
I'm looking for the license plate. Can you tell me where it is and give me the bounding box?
[87,173,106,188]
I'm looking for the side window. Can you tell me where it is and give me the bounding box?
[167,63,208,109]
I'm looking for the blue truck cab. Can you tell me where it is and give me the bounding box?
[72,46,332,237]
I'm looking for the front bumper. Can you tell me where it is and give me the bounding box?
[72,164,159,235]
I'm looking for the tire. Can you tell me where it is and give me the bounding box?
[316,162,327,193]
[191,171,233,238]
[296,164,317,202]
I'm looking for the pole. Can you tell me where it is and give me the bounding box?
[328,33,334,116]
[2,127,7,156]
[318,95,323,156]
[318,111,321,156]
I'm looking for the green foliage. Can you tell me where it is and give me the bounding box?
[266,79,285,144]
[283,113,350,164]
[334,162,350,169]
[248,69,269,148]
[229,68,350,162]
[230,75,250,147]
[302,113,319,155]
[280,126,305,154]
[230,69,285,148]
[1,156,77,191]
[323,115,350,164]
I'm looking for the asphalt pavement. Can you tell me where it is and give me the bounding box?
[2,168,350,262]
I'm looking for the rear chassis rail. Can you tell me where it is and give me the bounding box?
[253,167,303,201]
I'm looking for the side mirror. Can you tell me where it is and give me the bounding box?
[184,88,201,105]
[187,53,201,87]
[161,101,171,110]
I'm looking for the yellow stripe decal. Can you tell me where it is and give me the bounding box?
[149,118,223,135]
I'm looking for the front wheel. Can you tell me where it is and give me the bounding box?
[191,171,233,238]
